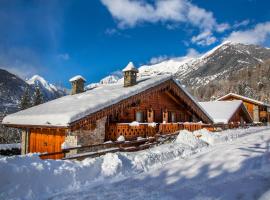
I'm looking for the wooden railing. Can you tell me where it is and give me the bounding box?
[106,122,213,141]
[39,132,181,160]
[260,111,267,118]
[105,123,158,141]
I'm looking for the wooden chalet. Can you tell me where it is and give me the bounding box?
[217,93,270,123]
[2,62,213,159]
[199,100,253,128]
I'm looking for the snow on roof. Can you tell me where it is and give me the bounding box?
[122,62,138,72]
[69,75,86,82]
[3,74,212,127]
[217,93,270,107]
[199,100,243,123]
[3,75,173,127]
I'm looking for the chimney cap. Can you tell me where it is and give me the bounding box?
[122,62,138,73]
[69,75,86,82]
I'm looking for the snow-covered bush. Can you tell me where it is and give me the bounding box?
[193,129,221,145]
[129,121,140,126]
[117,135,125,142]
[137,137,145,141]
[175,130,206,148]
[101,153,122,176]
[148,122,157,127]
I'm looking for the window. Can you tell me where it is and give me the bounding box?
[171,112,176,122]
[136,111,144,122]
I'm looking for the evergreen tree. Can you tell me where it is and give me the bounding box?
[33,86,43,106]
[20,87,31,110]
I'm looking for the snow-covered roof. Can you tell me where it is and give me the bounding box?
[69,75,86,82]
[2,75,162,126]
[3,74,212,127]
[122,62,138,72]
[217,93,270,107]
[199,100,244,123]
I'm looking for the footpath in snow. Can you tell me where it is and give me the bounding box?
[1,127,270,200]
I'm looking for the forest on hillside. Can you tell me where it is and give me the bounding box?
[191,59,270,103]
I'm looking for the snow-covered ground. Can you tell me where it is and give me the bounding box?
[0,143,20,150]
[1,127,270,200]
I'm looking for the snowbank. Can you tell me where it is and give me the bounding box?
[193,129,222,145]
[175,130,206,148]
[1,127,269,200]
[117,135,125,142]
[0,135,208,199]
[101,153,122,176]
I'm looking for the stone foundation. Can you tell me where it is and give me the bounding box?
[64,117,107,156]
[64,135,78,156]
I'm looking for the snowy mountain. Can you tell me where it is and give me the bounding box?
[0,69,31,115]
[138,41,270,88]
[178,41,270,88]
[138,57,195,77]
[88,41,270,102]
[100,75,120,84]
[0,70,67,116]
[86,74,122,90]
[26,75,66,101]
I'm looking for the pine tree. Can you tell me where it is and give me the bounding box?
[20,87,31,110]
[33,86,43,106]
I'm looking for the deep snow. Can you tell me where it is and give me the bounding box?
[1,127,270,200]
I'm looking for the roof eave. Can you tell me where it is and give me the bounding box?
[2,123,69,129]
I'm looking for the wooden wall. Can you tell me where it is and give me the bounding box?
[228,105,253,124]
[110,91,192,123]
[229,108,241,123]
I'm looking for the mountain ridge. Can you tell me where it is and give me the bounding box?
[0,70,67,115]
[88,41,270,102]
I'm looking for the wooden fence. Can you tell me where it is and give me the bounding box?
[40,133,174,160]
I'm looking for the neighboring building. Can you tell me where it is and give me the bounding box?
[217,93,270,123]
[2,62,213,159]
[199,100,253,126]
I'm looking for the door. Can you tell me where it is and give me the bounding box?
[29,128,65,159]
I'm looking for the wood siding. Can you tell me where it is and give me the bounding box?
[114,92,191,123]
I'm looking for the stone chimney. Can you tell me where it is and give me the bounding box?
[122,62,138,87]
[69,75,86,95]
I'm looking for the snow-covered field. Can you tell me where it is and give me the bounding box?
[1,127,270,200]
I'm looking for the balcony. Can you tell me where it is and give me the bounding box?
[106,122,212,141]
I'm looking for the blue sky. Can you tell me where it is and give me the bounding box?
[0,0,270,87]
